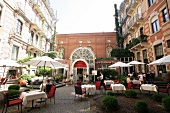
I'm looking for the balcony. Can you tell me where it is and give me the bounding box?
[127,0,141,16]
[128,13,144,32]
[33,0,45,18]
[9,28,28,44]
[14,2,33,23]
[27,40,44,53]
[129,35,149,52]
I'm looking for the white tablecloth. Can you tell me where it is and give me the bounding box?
[20,90,47,105]
[81,84,96,94]
[132,80,141,84]
[140,84,158,92]
[104,80,114,85]
[110,84,126,91]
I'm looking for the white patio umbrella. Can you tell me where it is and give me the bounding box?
[109,62,132,74]
[25,56,66,89]
[109,61,132,68]
[148,55,170,65]
[127,61,145,65]
[0,59,21,77]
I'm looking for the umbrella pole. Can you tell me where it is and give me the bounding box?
[41,62,46,92]
[3,66,6,78]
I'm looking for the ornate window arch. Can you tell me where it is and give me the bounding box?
[70,47,96,68]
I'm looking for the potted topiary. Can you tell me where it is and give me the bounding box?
[124,89,137,98]
[102,95,118,111]
[136,100,148,113]
[162,96,170,111]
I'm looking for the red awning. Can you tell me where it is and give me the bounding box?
[74,61,87,68]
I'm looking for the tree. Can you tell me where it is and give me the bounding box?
[114,4,123,48]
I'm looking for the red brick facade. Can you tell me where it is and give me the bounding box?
[55,32,117,79]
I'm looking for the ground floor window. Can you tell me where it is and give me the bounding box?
[11,45,19,60]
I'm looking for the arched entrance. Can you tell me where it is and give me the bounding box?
[70,47,96,83]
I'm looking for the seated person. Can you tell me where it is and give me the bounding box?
[46,79,52,85]
[138,74,144,83]
[11,74,17,79]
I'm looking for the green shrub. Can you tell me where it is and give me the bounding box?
[103,95,118,111]
[24,88,30,92]
[152,94,163,102]
[162,96,170,111]
[8,84,20,90]
[136,100,148,113]
[106,91,114,96]
[19,74,31,81]
[8,90,20,99]
[124,89,137,98]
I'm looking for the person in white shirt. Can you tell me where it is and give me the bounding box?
[100,72,104,86]
[126,75,132,83]
[138,74,144,82]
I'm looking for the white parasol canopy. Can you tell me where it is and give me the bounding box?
[0,59,21,77]
[109,61,132,68]
[0,59,21,67]
[148,55,170,65]
[127,61,145,65]
[25,56,65,68]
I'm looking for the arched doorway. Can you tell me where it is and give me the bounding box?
[70,47,96,83]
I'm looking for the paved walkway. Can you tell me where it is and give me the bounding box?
[0,85,95,113]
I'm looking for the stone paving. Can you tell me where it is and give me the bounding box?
[0,85,94,113]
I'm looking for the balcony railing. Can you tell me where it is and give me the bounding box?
[127,0,141,16]
[128,13,143,30]
[127,34,148,52]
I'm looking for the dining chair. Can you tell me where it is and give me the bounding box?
[0,78,8,88]
[2,91,23,113]
[158,84,170,95]
[45,84,53,94]
[74,85,86,101]
[46,85,56,105]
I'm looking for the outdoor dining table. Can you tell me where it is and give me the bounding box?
[132,80,141,84]
[140,84,158,94]
[20,90,47,111]
[104,80,114,85]
[81,84,96,95]
[110,84,126,93]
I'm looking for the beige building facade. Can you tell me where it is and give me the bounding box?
[119,0,170,76]
[0,0,56,77]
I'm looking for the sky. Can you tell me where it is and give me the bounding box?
[49,0,123,34]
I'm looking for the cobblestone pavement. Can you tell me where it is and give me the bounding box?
[0,85,95,113]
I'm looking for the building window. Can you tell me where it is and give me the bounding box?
[148,0,155,7]
[167,40,170,48]
[36,35,38,45]
[30,31,34,44]
[0,5,2,21]
[140,27,144,35]
[11,45,19,60]
[16,19,23,35]
[151,19,159,33]
[162,8,169,22]
[137,52,141,61]
[154,44,163,59]
[143,50,147,60]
